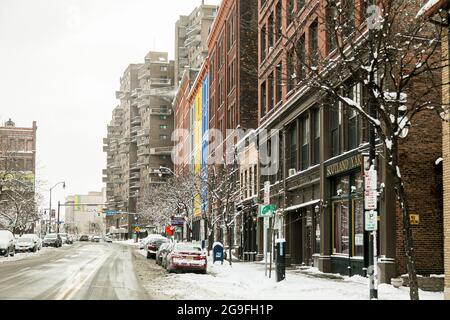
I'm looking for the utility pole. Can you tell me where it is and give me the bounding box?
[57,201,61,233]
[367,97,379,300]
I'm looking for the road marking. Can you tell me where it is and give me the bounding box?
[55,252,112,300]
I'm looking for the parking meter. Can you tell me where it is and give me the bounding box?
[275,239,286,282]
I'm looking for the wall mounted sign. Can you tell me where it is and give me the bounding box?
[326,154,362,177]
[410,213,420,226]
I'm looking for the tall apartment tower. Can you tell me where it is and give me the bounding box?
[136,51,175,191]
[174,3,218,86]
[104,52,175,217]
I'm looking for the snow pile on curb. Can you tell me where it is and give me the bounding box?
[152,257,443,300]
[0,247,57,264]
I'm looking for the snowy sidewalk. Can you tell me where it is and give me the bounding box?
[142,253,444,300]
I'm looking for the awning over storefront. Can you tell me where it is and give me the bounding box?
[283,200,321,213]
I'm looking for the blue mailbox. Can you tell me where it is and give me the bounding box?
[213,242,224,264]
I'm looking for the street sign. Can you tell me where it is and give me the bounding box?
[410,213,420,225]
[264,181,271,205]
[259,204,276,218]
[364,167,378,210]
[171,217,185,226]
[365,210,378,231]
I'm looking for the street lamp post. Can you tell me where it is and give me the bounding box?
[48,181,66,234]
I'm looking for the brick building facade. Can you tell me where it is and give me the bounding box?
[206,0,259,248]
[255,0,444,283]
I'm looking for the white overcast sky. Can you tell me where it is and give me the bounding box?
[0,0,220,214]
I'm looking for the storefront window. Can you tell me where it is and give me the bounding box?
[354,199,364,257]
[333,201,349,255]
[314,210,320,254]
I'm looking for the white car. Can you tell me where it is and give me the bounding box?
[139,234,165,250]
[0,230,16,257]
[22,234,42,251]
[16,234,41,252]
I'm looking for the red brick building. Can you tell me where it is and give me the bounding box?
[206,0,259,249]
[207,0,259,145]
[256,0,444,284]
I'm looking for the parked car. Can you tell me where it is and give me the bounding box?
[42,233,62,248]
[165,243,207,274]
[79,235,89,242]
[139,234,165,250]
[0,230,16,257]
[15,235,40,252]
[156,242,171,266]
[104,236,113,243]
[58,233,69,245]
[21,234,42,251]
[92,236,101,243]
[66,235,74,244]
[146,237,169,259]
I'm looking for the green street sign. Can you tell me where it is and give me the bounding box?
[259,204,277,217]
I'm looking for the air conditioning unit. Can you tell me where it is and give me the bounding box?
[289,169,297,177]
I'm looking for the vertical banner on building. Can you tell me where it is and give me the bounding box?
[74,195,81,211]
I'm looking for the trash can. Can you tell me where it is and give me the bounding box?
[275,239,286,282]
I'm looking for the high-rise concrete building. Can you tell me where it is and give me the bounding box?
[174,3,218,85]
[103,52,175,227]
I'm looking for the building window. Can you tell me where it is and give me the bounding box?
[210,53,215,83]
[228,13,235,50]
[160,116,168,120]
[301,115,310,170]
[297,34,306,82]
[330,102,341,157]
[287,0,294,26]
[342,0,355,38]
[276,1,282,42]
[287,49,296,92]
[228,60,236,93]
[327,2,338,53]
[268,73,274,111]
[219,79,224,107]
[261,25,267,61]
[268,14,274,49]
[276,62,283,105]
[289,124,298,171]
[160,125,168,130]
[260,81,267,118]
[347,84,361,151]
[313,108,321,165]
[309,21,318,68]
[160,135,169,140]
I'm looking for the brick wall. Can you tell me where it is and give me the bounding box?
[238,0,259,130]
[396,104,444,276]
[443,31,450,300]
